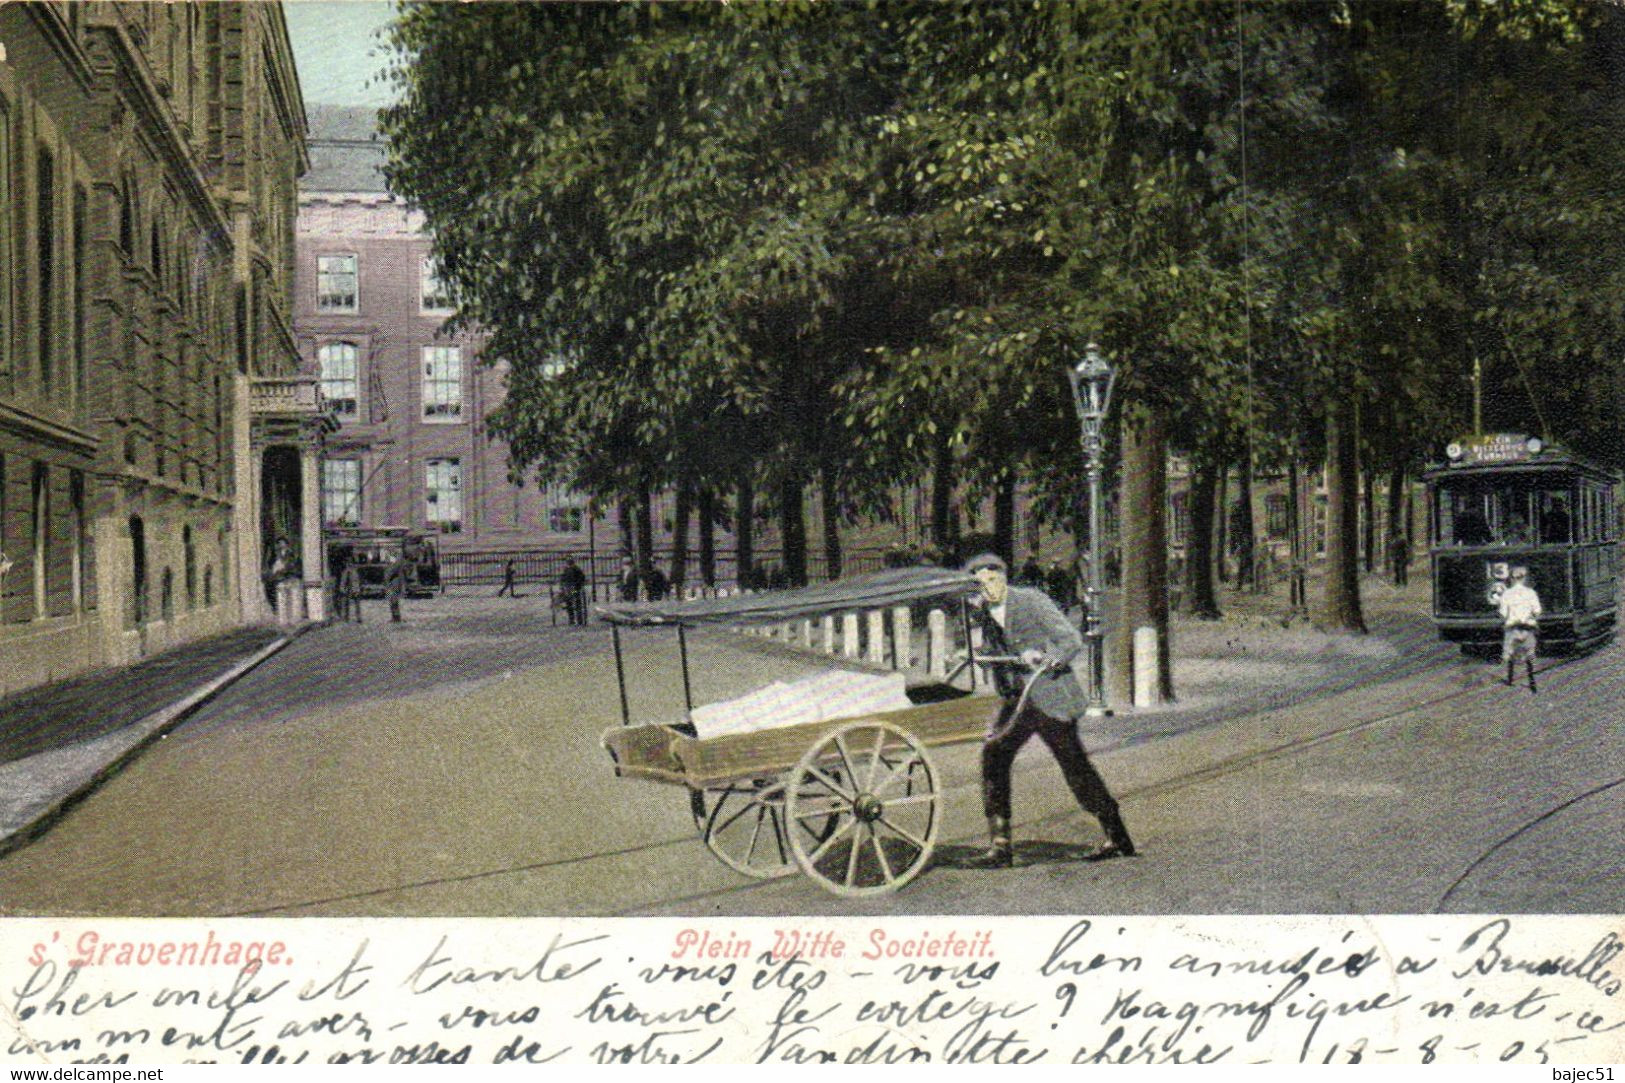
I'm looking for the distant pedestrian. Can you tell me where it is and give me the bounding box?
[337,560,363,623]
[385,554,407,623]
[1389,531,1410,587]
[497,559,518,598]
[646,564,670,602]
[617,555,639,602]
[1018,556,1043,588]
[264,536,300,622]
[559,558,588,624]
[1045,561,1077,609]
[1498,567,1541,692]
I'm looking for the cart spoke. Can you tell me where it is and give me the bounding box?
[832,734,859,788]
[711,793,761,837]
[805,764,854,801]
[877,791,935,809]
[876,814,929,851]
[865,729,887,790]
[767,806,789,864]
[870,754,926,797]
[871,826,895,883]
[743,805,772,865]
[803,816,856,867]
[845,821,865,887]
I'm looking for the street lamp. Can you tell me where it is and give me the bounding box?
[1066,342,1116,717]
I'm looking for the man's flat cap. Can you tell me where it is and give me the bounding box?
[963,553,1007,574]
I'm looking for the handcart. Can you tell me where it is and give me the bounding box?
[597,566,1041,897]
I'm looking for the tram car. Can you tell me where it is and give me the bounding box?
[1423,434,1619,654]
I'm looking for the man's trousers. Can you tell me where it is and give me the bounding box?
[981,698,1120,823]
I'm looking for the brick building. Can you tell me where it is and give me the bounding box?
[298,105,611,559]
[0,2,322,697]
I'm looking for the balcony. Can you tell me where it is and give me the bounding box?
[250,375,339,442]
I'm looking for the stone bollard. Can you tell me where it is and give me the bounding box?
[1133,625,1160,707]
[891,607,912,669]
[801,619,815,649]
[821,615,836,654]
[842,613,861,658]
[867,610,887,665]
[927,609,948,678]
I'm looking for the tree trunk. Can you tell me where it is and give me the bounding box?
[1111,404,1174,704]
[1287,456,1307,616]
[1387,464,1407,583]
[618,496,634,561]
[735,481,754,589]
[1234,451,1256,590]
[820,470,843,580]
[931,434,956,558]
[669,481,692,591]
[698,486,717,587]
[993,475,1017,568]
[1321,401,1367,632]
[1361,466,1377,575]
[1214,468,1229,585]
[1183,456,1222,619]
[635,484,654,586]
[780,474,808,586]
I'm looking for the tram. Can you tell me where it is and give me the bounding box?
[1423,434,1619,654]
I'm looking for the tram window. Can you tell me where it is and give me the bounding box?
[1536,490,1573,544]
[1439,486,1493,545]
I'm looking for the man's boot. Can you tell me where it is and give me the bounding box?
[1505,660,1515,687]
[1527,659,1537,694]
[964,817,1013,869]
[1087,809,1136,862]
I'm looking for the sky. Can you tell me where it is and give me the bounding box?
[283,0,399,107]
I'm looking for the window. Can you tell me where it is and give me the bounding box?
[37,147,54,392]
[73,187,87,406]
[420,256,452,313]
[549,506,584,533]
[32,463,48,618]
[183,524,196,610]
[422,346,463,420]
[70,470,85,610]
[317,342,359,417]
[316,254,358,312]
[425,458,462,532]
[322,459,362,525]
[129,516,147,626]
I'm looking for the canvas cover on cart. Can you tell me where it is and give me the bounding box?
[594,565,981,626]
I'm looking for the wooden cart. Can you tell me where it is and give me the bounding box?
[598,566,1013,897]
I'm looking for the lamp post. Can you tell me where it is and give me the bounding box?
[1066,343,1116,717]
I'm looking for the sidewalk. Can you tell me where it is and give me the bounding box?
[0,625,301,851]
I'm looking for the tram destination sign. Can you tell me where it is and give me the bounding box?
[1445,432,1542,465]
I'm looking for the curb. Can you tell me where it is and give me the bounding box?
[0,624,312,857]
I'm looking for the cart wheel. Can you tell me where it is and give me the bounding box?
[690,779,840,880]
[784,721,940,897]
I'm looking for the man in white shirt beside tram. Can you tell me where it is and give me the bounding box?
[1498,566,1542,693]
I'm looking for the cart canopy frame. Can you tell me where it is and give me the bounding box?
[594,565,981,627]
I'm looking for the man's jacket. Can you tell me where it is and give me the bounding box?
[973,586,1087,720]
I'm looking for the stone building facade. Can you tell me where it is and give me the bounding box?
[0,2,322,698]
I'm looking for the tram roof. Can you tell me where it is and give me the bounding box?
[1423,448,1618,484]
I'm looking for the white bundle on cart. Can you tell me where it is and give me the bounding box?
[690,670,912,739]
